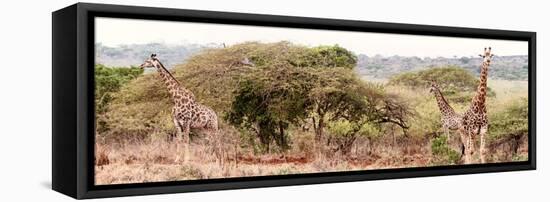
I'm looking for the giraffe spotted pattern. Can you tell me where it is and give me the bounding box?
[459,47,494,164]
[140,54,221,164]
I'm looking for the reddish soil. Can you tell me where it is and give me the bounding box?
[235,154,311,165]
[347,154,381,167]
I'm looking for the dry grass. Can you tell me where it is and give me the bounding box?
[95,143,110,167]
[95,79,529,185]
[95,134,431,185]
[95,129,527,185]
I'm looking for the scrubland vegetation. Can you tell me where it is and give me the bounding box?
[94,42,528,185]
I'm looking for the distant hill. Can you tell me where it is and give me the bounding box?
[95,43,221,68]
[96,43,528,81]
[356,54,528,80]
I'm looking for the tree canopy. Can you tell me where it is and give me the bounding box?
[388,66,495,102]
[224,43,409,152]
[95,64,143,113]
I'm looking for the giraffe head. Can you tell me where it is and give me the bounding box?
[478,47,494,64]
[140,54,159,69]
[428,80,439,94]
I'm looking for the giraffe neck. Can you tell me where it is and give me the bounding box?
[154,61,193,102]
[469,60,490,113]
[433,87,455,117]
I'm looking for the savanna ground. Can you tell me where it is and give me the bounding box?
[94,42,528,185]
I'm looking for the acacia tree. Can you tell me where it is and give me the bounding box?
[369,92,411,135]
[308,68,368,143]
[310,75,412,151]
[226,61,315,152]
[226,44,411,153]
[226,45,357,152]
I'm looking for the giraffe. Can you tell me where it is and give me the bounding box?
[429,81,463,145]
[140,54,221,164]
[459,47,494,164]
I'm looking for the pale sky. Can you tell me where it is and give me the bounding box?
[95,17,528,58]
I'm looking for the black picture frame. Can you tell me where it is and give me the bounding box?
[52,2,536,199]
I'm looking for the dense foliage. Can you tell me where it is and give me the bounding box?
[94,64,143,135]
[488,98,529,140]
[226,62,315,151]
[94,64,143,113]
[430,136,461,165]
[289,45,357,69]
[224,43,407,152]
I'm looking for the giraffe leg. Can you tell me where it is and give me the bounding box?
[466,136,472,164]
[183,124,191,163]
[459,129,472,164]
[444,127,450,143]
[465,134,476,164]
[457,129,467,164]
[173,118,184,164]
[459,134,465,161]
[479,125,488,163]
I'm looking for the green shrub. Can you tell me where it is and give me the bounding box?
[95,64,143,113]
[327,119,382,154]
[488,98,528,140]
[430,136,461,165]
[409,98,442,138]
[95,64,143,134]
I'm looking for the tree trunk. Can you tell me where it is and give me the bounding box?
[311,117,317,133]
[312,115,325,156]
[315,117,325,143]
[391,125,396,148]
[278,121,287,150]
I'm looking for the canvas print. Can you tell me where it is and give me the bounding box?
[94,17,529,185]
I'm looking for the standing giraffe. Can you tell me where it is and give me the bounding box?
[429,81,463,139]
[459,47,494,164]
[140,54,221,164]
